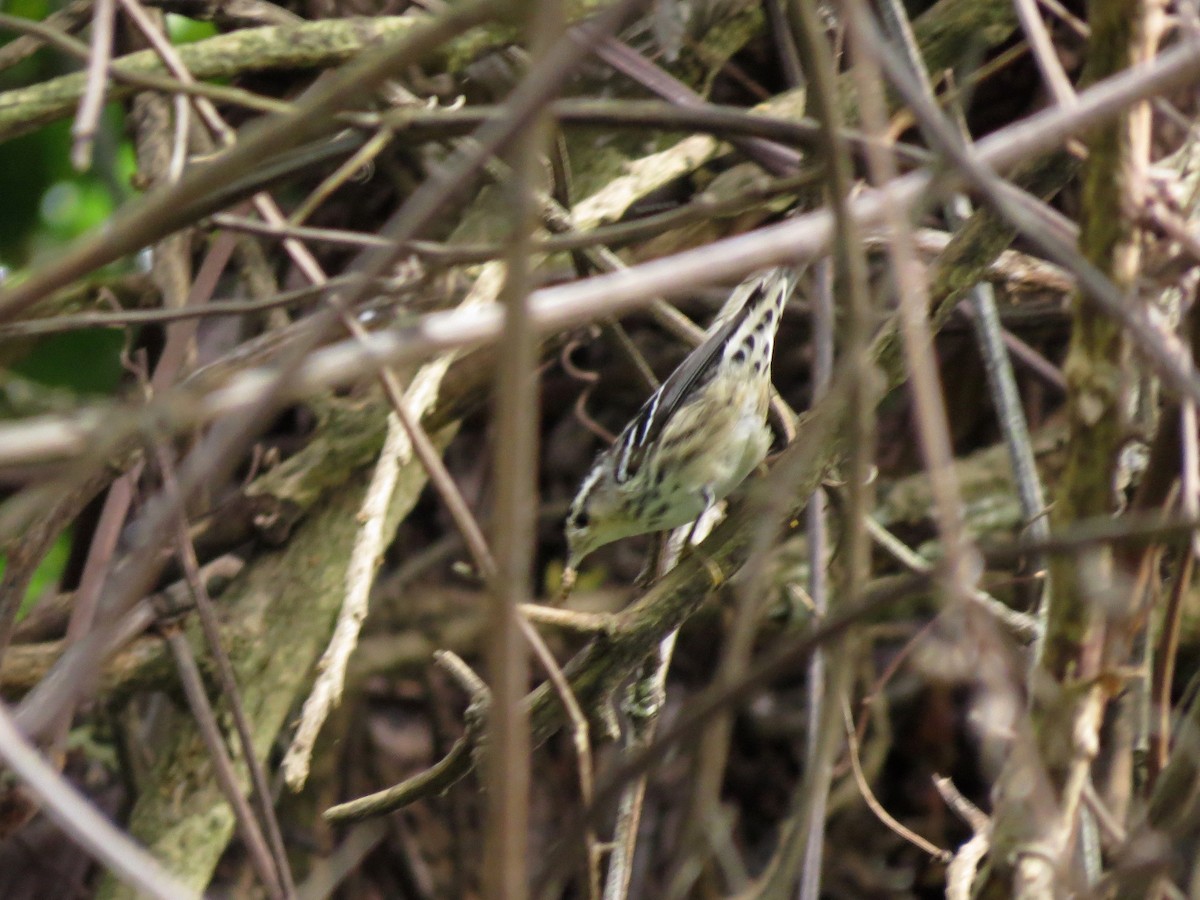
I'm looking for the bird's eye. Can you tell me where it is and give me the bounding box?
[572,510,590,529]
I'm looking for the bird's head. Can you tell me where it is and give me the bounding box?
[561,464,641,596]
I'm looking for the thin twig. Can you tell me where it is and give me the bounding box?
[1036,0,1088,38]
[161,626,285,900]
[951,299,1067,393]
[288,127,395,227]
[481,3,580,895]
[1012,0,1078,107]
[293,821,388,900]
[934,775,990,900]
[0,277,366,338]
[596,37,800,176]
[960,255,1052,534]
[746,9,871,894]
[1150,542,1194,780]
[864,514,1040,637]
[0,469,116,656]
[764,0,804,89]
[71,0,116,170]
[0,0,91,73]
[0,700,195,899]
[157,451,295,898]
[206,164,816,263]
[40,237,234,756]
[875,0,1052,607]
[798,257,835,900]
[844,703,951,862]
[846,0,978,606]
[518,603,613,632]
[519,615,602,900]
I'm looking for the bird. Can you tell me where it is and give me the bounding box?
[561,267,796,595]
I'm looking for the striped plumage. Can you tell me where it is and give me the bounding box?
[563,268,795,587]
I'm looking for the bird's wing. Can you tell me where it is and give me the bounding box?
[609,279,764,484]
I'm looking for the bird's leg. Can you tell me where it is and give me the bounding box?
[634,534,668,589]
[682,491,727,587]
[688,489,716,545]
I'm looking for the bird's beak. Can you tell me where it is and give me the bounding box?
[560,565,578,600]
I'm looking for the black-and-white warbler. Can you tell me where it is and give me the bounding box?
[563,267,796,592]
